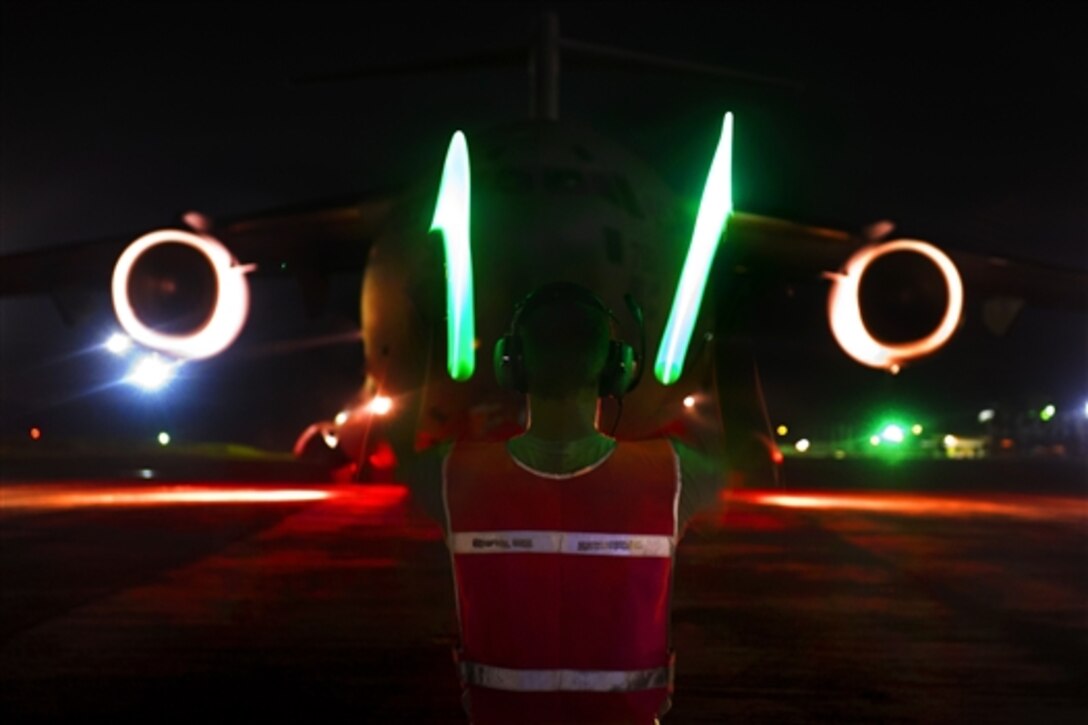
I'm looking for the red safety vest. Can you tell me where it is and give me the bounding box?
[443,439,681,725]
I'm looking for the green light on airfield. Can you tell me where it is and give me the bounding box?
[655,111,734,385]
[1040,404,1056,422]
[881,424,905,444]
[430,131,476,381]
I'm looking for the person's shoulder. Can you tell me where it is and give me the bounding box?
[667,436,728,476]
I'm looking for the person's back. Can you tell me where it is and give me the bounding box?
[402,282,743,724]
[444,436,679,724]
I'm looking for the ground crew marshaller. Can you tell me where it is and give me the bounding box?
[402,282,753,724]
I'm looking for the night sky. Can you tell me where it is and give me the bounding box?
[1,1,1085,449]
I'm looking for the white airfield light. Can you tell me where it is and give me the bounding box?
[826,239,964,372]
[157,431,171,446]
[126,353,179,391]
[881,424,905,444]
[112,229,254,360]
[105,332,133,355]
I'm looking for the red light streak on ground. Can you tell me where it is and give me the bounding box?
[0,484,335,511]
[728,490,1088,522]
[0,482,414,514]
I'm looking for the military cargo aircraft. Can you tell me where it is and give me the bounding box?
[2,12,1084,479]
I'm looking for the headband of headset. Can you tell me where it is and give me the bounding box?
[493,282,637,398]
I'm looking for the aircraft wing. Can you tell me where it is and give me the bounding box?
[723,211,1088,336]
[0,194,396,324]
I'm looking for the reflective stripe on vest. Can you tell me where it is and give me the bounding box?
[460,662,673,693]
[450,530,674,558]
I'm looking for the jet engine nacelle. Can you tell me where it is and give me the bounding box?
[111,229,253,359]
[826,239,964,373]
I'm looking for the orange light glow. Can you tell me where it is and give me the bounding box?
[1,485,335,511]
[826,239,964,371]
[367,395,394,416]
[367,440,398,469]
[29,427,42,440]
[731,490,1086,522]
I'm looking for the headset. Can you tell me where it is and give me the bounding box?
[494,281,643,399]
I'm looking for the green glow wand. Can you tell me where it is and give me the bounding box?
[654,112,734,385]
[430,131,476,381]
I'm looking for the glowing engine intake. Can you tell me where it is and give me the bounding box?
[826,239,964,373]
[111,229,253,359]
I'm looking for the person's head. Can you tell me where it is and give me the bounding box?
[495,282,614,400]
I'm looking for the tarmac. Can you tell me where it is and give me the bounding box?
[1,460,1085,722]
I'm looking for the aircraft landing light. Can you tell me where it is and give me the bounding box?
[655,111,734,385]
[366,395,393,416]
[430,130,476,381]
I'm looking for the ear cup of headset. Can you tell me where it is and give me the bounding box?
[598,340,636,398]
[494,282,639,399]
[493,333,528,393]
